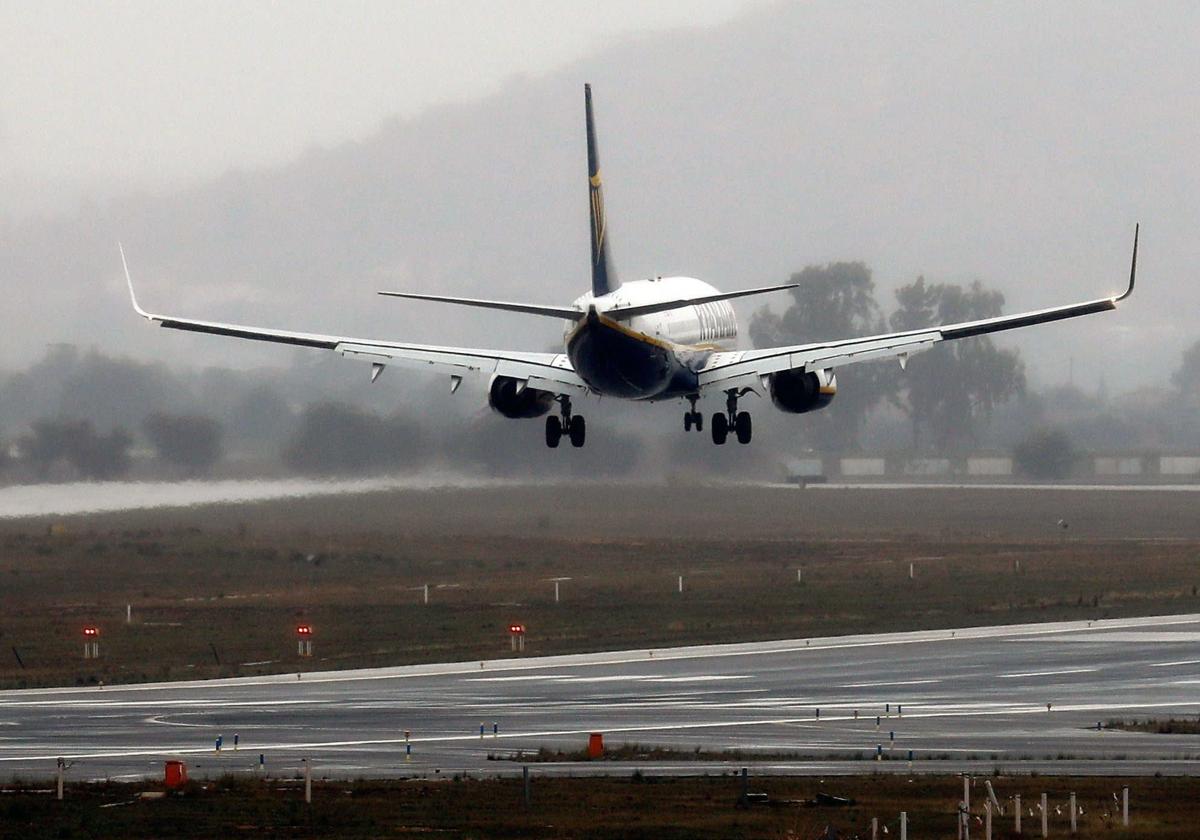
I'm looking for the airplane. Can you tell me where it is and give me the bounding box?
[124,84,1138,449]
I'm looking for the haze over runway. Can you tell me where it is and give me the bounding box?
[4,613,1200,781]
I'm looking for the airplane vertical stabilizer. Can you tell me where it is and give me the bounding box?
[585,84,618,298]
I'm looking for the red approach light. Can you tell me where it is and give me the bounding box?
[296,624,313,637]
[82,626,99,637]
[508,624,525,635]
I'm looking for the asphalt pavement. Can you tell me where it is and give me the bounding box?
[3,613,1200,781]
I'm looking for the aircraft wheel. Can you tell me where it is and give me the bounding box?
[545,415,562,448]
[694,412,704,432]
[684,413,693,432]
[711,413,728,445]
[569,415,587,448]
[735,411,752,444]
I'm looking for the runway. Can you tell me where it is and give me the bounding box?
[3,614,1200,781]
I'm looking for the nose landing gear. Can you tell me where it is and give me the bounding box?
[546,396,586,448]
[711,389,752,445]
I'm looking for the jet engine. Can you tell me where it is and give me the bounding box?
[487,375,556,418]
[768,368,837,414]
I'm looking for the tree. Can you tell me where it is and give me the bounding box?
[143,413,224,476]
[1014,427,1077,479]
[749,262,893,451]
[1172,339,1200,403]
[283,402,425,475]
[890,278,1025,451]
[19,419,132,480]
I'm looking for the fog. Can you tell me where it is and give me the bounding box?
[1,2,1197,477]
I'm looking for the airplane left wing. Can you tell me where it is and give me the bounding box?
[121,247,588,395]
[698,226,1138,394]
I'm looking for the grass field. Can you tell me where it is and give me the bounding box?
[2,483,1199,689]
[0,773,1194,839]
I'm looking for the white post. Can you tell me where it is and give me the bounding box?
[423,584,429,605]
[964,775,970,812]
[797,567,802,583]
[871,816,878,839]
[56,758,64,800]
[1070,792,1076,834]
[985,780,1001,815]
[1041,793,1048,838]
[909,562,914,579]
[677,575,683,593]
[303,758,311,804]
[986,800,992,840]
[1015,794,1021,833]
[126,603,131,624]
[1122,786,1129,826]
[900,811,907,840]
[555,580,560,602]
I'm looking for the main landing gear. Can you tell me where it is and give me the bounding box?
[710,389,752,446]
[545,396,586,448]
[682,394,704,432]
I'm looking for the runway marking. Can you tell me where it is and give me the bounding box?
[645,676,751,683]
[997,668,1099,679]
[810,483,1200,493]
[1031,632,1200,643]
[0,699,314,710]
[463,675,573,683]
[844,679,941,688]
[1149,659,1200,668]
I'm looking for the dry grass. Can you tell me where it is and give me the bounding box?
[0,774,1195,839]
[2,484,1199,689]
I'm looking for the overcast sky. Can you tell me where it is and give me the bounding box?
[1,1,1196,395]
[1,0,760,198]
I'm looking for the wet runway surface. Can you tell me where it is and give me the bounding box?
[4,614,1200,781]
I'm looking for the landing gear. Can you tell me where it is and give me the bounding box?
[735,411,752,444]
[683,394,703,433]
[711,412,728,445]
[711,390,752,446]
[568,415,585,447]
[546,397,586,448]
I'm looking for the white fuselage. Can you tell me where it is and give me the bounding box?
[566,276,739,351]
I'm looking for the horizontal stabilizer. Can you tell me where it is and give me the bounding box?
[605,283,799,319]
[378,291,584,321]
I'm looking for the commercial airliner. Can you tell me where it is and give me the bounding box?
[124,85,1138,449]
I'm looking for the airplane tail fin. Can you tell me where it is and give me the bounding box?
[585,84,618,298]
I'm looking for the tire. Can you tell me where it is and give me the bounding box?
[694,412,703,432]
[711,412,728,445]
[735,411,752,444]
[545,415,562,448]
[684,413,692,432]
[569,415,587,448]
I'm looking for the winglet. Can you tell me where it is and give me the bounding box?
[1116,223,1138,302]
[119,243,154,319]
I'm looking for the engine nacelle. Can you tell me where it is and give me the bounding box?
[487,375,556,419]
[768,368,837,414]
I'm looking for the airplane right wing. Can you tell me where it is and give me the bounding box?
[121,247,588,395]
[697,226,1139,394]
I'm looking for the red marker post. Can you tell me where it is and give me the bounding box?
[508,623,526,652]
[296,624,313,658]
[82,626,100,660]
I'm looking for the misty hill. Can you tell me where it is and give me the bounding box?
[1,2,1194,403]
